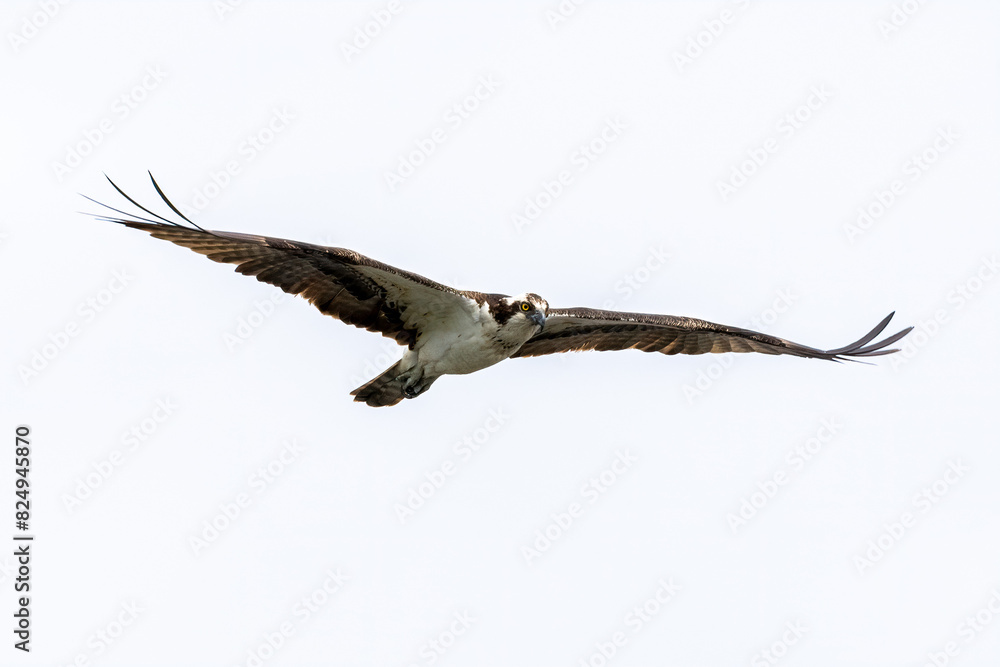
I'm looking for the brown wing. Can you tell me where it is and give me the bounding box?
[85,174,483,348]
[512,307,911,361]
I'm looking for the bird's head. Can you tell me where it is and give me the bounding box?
[502,292,548,330]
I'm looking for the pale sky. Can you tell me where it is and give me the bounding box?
[2,1,999,665]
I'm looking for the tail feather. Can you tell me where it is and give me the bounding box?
[350,361,407,407]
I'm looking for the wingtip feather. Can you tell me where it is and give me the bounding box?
[822,315,911,362]
[83,174,214,236]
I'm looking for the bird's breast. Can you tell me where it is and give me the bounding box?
[413,316,531,377]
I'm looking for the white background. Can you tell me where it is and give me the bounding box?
[2,1,999,666]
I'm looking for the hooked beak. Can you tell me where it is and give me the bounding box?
[529,311,546,329]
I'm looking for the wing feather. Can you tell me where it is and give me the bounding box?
[512,307,911,362]
[86,175,483,347]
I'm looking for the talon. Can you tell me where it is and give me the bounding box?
[403,384,419,398]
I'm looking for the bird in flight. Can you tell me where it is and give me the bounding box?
[86,174,912,407]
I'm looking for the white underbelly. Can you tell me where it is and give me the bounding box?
[401,300,537,379]
[415,333,512,376]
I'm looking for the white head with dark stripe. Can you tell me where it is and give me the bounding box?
[488,292,549,332]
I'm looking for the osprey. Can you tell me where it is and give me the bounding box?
[87,174,912,407]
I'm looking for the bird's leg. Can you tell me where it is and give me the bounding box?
[397,367,423,399]
[401,372,438,399]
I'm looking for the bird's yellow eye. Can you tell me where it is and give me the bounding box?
[520,302,531,311]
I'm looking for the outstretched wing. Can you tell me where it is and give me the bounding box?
[85,173,484,347]
[513,307,911,361]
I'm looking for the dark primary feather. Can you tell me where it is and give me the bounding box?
[84,173,482,348]
[512,308,912,362]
